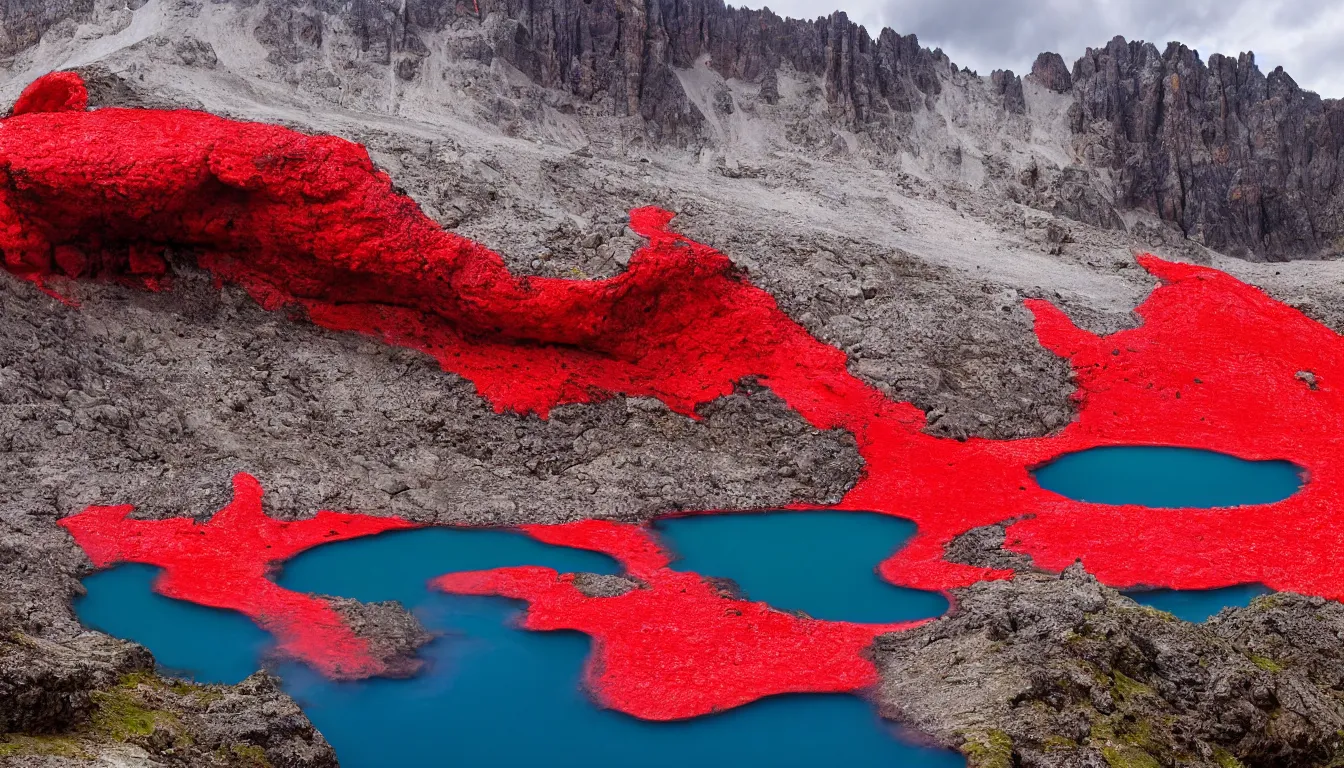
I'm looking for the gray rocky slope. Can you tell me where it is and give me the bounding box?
[5,1,1344,766]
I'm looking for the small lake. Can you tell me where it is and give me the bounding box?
[76,516,963,768]
[654,512,949,622]
[1032,446,1303,508]
[1126,584,1273,622]
[1035,445,1291,621]
[74,446,1308,765]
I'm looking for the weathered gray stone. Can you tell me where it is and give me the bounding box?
[1029,51,1072,92]
[1069,37,1344,261]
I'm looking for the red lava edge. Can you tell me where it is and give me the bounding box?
[4,72,1333,719]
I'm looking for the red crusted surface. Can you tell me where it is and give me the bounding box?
[434,520,916,720]
[838,254,1343,598]
[16,71,1341,714]
[10,71,87,116]
[58,474,418,678]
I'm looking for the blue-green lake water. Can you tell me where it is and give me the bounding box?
[1033,446,1289,621]
[1032,446,1303,508]
[73,446,1301,765]
[76,518,963,768]
[1126,584,1273,622]
[654,512,949,622]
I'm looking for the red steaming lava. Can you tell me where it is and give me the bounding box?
[58,473,417,678]
[18,72,1341,715]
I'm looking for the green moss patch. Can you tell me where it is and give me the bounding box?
[88,674,186,741]
[1042,735,1076,752]
[229,743,274,767]
[1113,671,1154,701]
[0,734,88,759]
[1102,745,1162,768]
[1248,654,1284,673]
[962,729,1014,768]
[89,688,162,739]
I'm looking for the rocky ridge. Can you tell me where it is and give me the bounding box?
[878,568,1344,768]
[12,0,1341,260]
[1070,37,1344,260]
[1,0,1313,260]
[0,625,336,766]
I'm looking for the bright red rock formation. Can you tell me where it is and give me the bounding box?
[10,71,87,116]
[17,71,1344,715]
[434,520,916,720]
[58,473,418,678]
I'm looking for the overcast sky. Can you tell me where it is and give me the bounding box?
[743,0,1343,98]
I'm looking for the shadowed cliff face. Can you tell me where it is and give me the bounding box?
[473,0,951,146]
[215,0,1344,260]
[1070,36,1344,261]
[197,0,951,146]
[0,0,94,57]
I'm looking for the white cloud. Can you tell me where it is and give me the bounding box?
[743,0,1343,97]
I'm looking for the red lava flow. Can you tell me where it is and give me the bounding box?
[435,520,916,720]
[58,474,417,678]
[13,71,1341,718]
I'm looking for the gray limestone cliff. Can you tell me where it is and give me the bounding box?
[1069,37,1344,260]
[8,1,1337,260]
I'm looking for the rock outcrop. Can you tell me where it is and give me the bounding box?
[0,629,337,765]
[0,0,94,57]
[226,0,953,145]
[991,69,1026,114]
[1029,51,1072,93]
[878,567,1344,767]
[1070,37,1344,260]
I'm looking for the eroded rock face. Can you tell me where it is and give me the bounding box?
[7,0,1344,266]
[876,569,1344,767]
[476,1,950,141]
[205,1,1344,262]
[1029,51,1072,93]
[991,69,1025,114]
[219,0,952,145]
[0,0,94,56]
[0,628,336,765]
[1070,37,1344,261]
[0,632,149,735]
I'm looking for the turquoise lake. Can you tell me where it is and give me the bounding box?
[1031,445,1303,508]
[1126,584,1273,622]
[1032,446,1287,621]
[73,446,1300,765]
[654,512,949,622]
[76,516,963,768]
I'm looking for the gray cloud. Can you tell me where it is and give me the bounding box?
[751,0,1342,97]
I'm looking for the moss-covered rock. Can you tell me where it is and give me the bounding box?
[0,733,88,759]
[962,730,1014,768]
[1101,744,1162,768]
[0,662,334,767]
